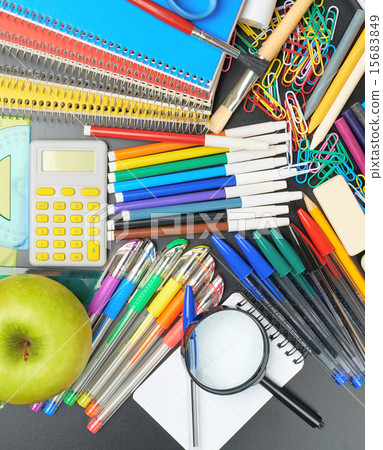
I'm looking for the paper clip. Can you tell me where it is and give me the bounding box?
[262,58,283,89]
[325,6,339,41]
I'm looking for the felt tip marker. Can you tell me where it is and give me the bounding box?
[108,155,288,194]
[108,180,287,215]
[84,126,270,151]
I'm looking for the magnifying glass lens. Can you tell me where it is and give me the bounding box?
[186,309,267,392]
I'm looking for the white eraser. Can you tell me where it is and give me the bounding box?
[83,125,91,136]
[239,0,277,29]
[313,175,365,256]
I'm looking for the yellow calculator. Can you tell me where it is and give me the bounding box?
[29,140,108,267]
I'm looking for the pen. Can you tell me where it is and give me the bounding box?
[303,194,365,297]
[63,238,189,406]
[211,235,347,384]
[78,250,213,408]
[108,156,288,193]
[84,269,217,419]
[84,126,270,151]
[250,232,364,382]
[108,181,287,214]
[87,239,144,325]
[288,225,365,359]
[108,205,289,231]
[87,275,223,434]
[91,240,157,351]
[113,191,302,222]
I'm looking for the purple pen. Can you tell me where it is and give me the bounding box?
[87,239,143,325]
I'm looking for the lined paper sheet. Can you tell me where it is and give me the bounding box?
[134,292,304,449]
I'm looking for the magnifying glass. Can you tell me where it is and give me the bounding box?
[182,307,324,431]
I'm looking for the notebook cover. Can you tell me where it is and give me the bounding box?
[133,292,304,449]
[0,0,243,96]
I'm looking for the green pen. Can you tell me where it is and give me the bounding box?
[63,238,188,406]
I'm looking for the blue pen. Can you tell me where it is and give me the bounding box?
[235,233,363,387]
[91,240,157,351]
[211,234,347,385]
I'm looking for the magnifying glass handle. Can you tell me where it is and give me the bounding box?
[261,377,325,429]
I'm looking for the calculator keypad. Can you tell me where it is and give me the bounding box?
[30,186,105,267]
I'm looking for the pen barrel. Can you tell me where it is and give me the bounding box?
[103,279,136,320]
[260,377,324,429]
[88,275,120,316]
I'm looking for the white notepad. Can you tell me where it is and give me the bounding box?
[133,292,304,449]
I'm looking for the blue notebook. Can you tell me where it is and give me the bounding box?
[1,0,243,96]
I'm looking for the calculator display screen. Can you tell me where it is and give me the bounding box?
[42,151,95,172]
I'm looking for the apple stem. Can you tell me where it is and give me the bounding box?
[23,340,30,362]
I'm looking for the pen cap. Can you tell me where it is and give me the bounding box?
[288,225,323,273]
[269,229,306,275]
[183,286,197,333]
[211,235,253,281]
[124,240,157,282]
[297,208,334,256]
[252,231,291,277]
[234,233,274,279]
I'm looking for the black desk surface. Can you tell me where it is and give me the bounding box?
[1,0,365,448]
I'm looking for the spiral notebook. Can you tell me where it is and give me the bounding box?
[133,292,305,450]
[0,0,243,109]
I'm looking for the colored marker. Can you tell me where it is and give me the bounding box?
[114,191,302,222]
[211,235,346,383]
[87,276,223,434]
[108,205,290,231]
[84,126,271,151]
[87,240,143,325]
[63,239,189,406]
[108,216,290,240]
[108,156,288,193]
[91,240,156,351]
[78,250,213,408]
[109,139,289,172]
[108,180,287,215]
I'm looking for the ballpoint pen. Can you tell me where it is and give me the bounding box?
[91,240,156,350]
[288,225,365,359]
[87,239,144,326]
[87,276,224,434]
[63,238,188,406]
[84,271,220,419]
[249,232,364,382]
[267,228,364,373]
[79,251,214,408]
[298,207,365,320]
[211,235,347,385]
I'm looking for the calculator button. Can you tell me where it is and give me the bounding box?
[53,215,66,223]
[87,241,100,261]
[61,188,75,196]
[71,202,83,210]
[71,253,83,261]
[36,214,49,223]
[53,253,66,261]
[88,202,100,210]
[36,202,49,210]
[53,202,66,210]
[81,188,100,196]
[53,227,66,236]
[87,215,100,223]
[36,253,49,261]
[36,240,49,248]
[71,240,83,249]
[36,227,49,235]
[87,228,100,236]
[70,215,83,223]
[70,227,83,236]
[36,187,55,196]
[53,240,66,248]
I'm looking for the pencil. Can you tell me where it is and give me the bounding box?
[303,194,365,297]
[308,29,365,134]
[310,53,365,149]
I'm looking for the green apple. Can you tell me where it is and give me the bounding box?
[0,274,92,404]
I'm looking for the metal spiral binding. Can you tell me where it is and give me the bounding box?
[0,2,213,110]
[0,64,210,131]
